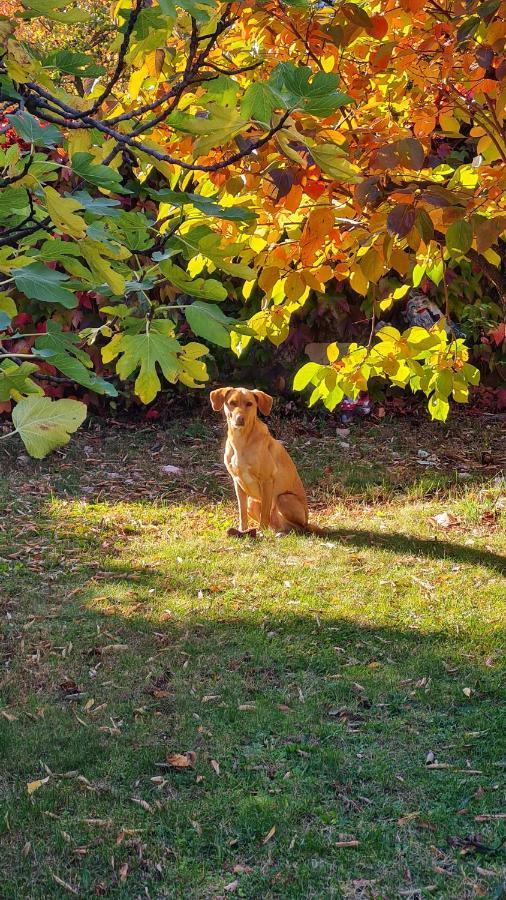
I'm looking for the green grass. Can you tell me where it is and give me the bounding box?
[0,413,505,899]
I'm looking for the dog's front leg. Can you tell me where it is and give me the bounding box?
[234,481,248,532]
[260,480,274,529]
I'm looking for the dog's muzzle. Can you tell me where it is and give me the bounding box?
[232,414,246,427]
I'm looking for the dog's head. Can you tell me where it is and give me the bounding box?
[210,387,273,429]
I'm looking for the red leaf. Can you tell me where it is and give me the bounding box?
[387,204,417,238]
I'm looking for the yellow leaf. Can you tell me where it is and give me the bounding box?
[327,342,340,362]
[27,777,49,795]
[67,130,92,160]
[0,293,17,319]
[44,187,87,240]
[129,65,148,99]
[81,241,126,296]
[360,248,384,283]
[350,263,368,296]
[285,271,306,302]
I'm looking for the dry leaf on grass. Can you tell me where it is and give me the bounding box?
[223,880,239,893]
[429,512,460,528]
[398,812,421,825]
[166,751,196,769]
[27,777,49,795]
[335,839,360,848]
[475,813,506,821]
[49,871,79,895]
[210,759,220,775]
[262,825,276,844]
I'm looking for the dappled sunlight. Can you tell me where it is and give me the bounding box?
[2,422,505,899]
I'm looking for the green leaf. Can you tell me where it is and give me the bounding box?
[0,187,30,221]
[446,219,473,256]
[13,263,78,308]
[436,369,453,398]
[270,64,352,116]
[206,75,239,108]
[6,111,61,147]
[12,395,87,458]
[0,76,22,101]
[185,301,236,348]
[463,362,480,386]
[20,0,90,22]
[159,261,227,302]
[456,15,480,42]
[311,145,362,182]
[428,394,450,422]
[159,0,215,22]
[34,321,117,396]
[43,50,106,77]
[71,153,129,194]
[102,328,182,404]
[72,192,123,218]
[241,83,280,126]
[293,362,324,391]
[149,188,256,221]
[0,360,43,401]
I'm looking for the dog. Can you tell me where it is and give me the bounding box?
[210,387,309,534]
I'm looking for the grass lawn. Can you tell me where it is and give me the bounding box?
[0,408,505,899]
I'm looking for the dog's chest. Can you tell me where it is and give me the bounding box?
[226,450,261,497]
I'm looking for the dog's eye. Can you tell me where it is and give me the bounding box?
[229,401,236,408]
[246,401,253,407]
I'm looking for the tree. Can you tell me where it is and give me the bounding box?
[1,0,503,457]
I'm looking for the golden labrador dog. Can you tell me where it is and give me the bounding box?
[210,386,309,534]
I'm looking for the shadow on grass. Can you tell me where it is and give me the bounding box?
[305,527,506,576]
[2,495,506,899]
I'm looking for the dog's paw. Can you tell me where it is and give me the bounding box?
[226,527,258,539]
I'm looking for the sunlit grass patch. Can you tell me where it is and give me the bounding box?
[0,418,504,898]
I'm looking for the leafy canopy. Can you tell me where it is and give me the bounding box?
[1,0,504,454]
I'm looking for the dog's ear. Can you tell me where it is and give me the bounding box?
[253,390,273,416]
[210,388,231,412]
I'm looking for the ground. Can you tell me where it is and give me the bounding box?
[0,407,505,899]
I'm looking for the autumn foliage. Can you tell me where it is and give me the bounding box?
[0,0,505,455]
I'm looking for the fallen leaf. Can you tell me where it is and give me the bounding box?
[0,710,17,722]
[463,687,472,697]
[100,644,128,653]
[429,512,460,528]
[166,751,196,769]
[27,777,49,795]
[119,863,129,882]
[238,702,256,711]
[49,871,79,895]
[426,750,436,764]
[475,813,506,821]
[210,759,220,775]
[398,812,421,825]
[160,465,183,475]
[202,695,220,703]
[335,839,360,848]
[262,825,276,844]
[232,864,253,874]
[224,880,239,893]
[130,797,152,812]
